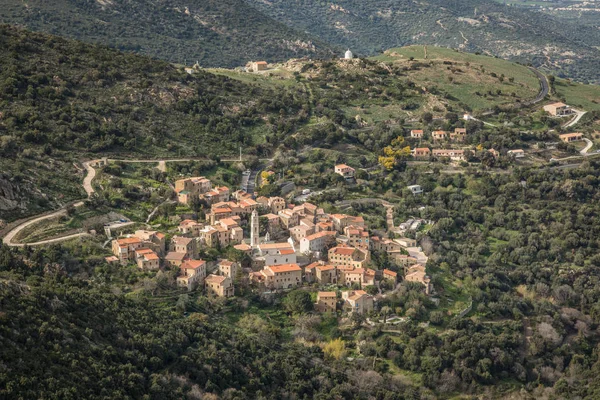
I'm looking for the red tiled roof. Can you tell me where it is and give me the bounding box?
[268,264,301,273]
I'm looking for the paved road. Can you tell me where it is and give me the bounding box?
[526,67,549,105]
[563,109,587,128]
[580,138,593,155]
[243,166,261,194]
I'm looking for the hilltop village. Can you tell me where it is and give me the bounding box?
[108,169,431,316]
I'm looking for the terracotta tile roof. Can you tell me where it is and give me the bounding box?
[144,253,159,261]
[383,269,397,277]
[116,237,142,245]
[316,264,336,271]
[559,132,583,138]
[304,231,336,241]
[205,274,227,284]
[330,246,356,256]
[335,164,353,169]
[165,252,186,261]
[268,264,301,273]
[172,236,194,246]
[279,249,295,255]
[260,242,293,250]
[182,259,206,269]
[318,291,337,298]
[135,248,154,255]
[305,262,321,271]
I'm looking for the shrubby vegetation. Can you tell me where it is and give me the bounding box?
[0,0,334,68]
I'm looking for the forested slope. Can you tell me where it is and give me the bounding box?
[0,0,336,67]
[0,25,310,221]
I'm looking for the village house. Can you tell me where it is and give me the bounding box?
[171,236,198,259]
[340,267,376,287]
[289,224,315,243]
[239,198,259,213]
[105,256,119,264]
[265,248,297,267]
[135,248,160,270]
[316,220,335,232]
[217,260,238,279]
[259,264,303,289]
[450,128,467,142]
[412,148,431,159]
[205,274,234,297]
[395,237,417,248]
[559,132,583,143]
[432,130,447,141]
[201,186,230,205]
[330,214,364,233]
[258,242,294,257]
[177,260,207,291]
[410,129,424,139]
[407,185,423,195]
[316,292,337,313]
[300,230,337,255]
[488,148,500,158]
[133,230,166,255]
[508,149,525,158]
[405,264,432,294]
[370,236,403,253]
[293,202,319,220]
[389,253,418,268]
[111,237,143,264]
[178,219,204,236]
[263,213,281,234]
[334,164,356,179]
[268,197,286,214]
[199,223,242,248]
[233,243,252,255]
[328,245,370,269]
[543,102,571,116]
[165,251,187,268]
[382,269,398,283]
[342,290,374,314]
[175,176,212,204]
[249,61,268,72]
[343,226,370,249]
[315,264,338,284]
[233,190,253,201]
[278,208,300,230]
[207,201,245,224]
[432,149,465,161]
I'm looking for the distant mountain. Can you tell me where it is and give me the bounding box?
[245,0,600,83]
[0,0,336,67]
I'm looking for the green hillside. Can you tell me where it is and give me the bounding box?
[0,25,311,221]
[245,0,600,83]
[0,0,336,67]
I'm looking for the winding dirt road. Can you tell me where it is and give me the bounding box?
[2,160,100,247]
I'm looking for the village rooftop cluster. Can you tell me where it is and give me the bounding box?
[107,172,431,315]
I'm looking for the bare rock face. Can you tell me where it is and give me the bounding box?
[0,177,19,211]
[0,176,28,213]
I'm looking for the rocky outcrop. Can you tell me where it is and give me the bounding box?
[0,176,25,212]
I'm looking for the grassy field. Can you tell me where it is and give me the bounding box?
[371,46,541,111]
[554,78,600,111]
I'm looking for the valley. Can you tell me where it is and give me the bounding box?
[2,25,600,400]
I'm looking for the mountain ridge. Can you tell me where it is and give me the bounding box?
[0,0,337,67]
